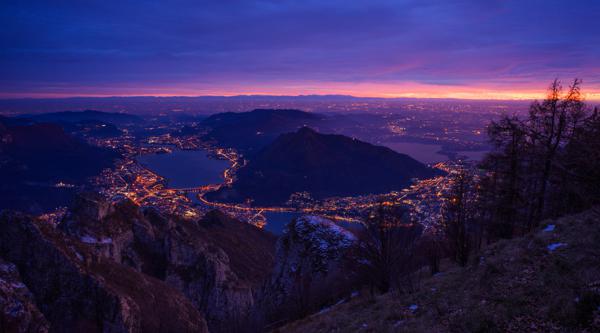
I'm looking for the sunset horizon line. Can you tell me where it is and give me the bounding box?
[3,91,600,102]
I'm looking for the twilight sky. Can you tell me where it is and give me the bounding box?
[1,0,599,99]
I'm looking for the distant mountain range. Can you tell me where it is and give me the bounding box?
[0,96,536,115]
[18,109,143,125]
[207,127,442,205]
[201,109,327,154]
[7,110,142,139]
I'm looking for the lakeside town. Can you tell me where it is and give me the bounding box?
[85,127,474,232]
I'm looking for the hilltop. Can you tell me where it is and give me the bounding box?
[277,208,600,332]
[0,119,118,212]
[201,109,326,154]
[208,127,441,205]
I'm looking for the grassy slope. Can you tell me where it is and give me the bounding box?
[278,208,600,333]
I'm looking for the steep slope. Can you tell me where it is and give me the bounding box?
[209,127,442,205]
[0,211,208,333]
[201,109,325,154]
[58,194,277,332]
[278,208,600,332]
[0,193,280,332]
[261,216,357,324]
[0,258,49,333]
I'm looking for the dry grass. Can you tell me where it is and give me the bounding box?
[276,208,600,333]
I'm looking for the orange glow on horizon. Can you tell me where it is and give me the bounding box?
[2,81,600,101]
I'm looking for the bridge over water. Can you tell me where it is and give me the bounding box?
[174,184,220,193]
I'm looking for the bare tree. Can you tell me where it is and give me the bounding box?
[526,79,586,222]
[419,229,444,275]
[478,79,593,238]
[441,169,477,266]
[352,204,422,293]
[559,106,600,211]
[480,115,527,237]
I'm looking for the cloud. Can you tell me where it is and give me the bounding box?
[1,0,599,97]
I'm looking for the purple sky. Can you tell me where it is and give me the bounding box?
[1,0,599,99]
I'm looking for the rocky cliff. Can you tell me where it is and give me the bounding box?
[273,215,356,285]
[0,210,207,333]
[0,258,49,333]
[261,215,357,324]
[58,193,277,332]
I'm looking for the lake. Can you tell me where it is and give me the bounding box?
[456,150,487,161]
[380,141,445,164]
[137,149,230,188]
[262,211,364,235]
[136,145,485,235]
[138,150,301,234]
[381,141,487,163]
[263,211,302,234]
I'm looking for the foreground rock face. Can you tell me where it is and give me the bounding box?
[58,194,277,331]
[273,215,355,284]
[0,258,49,333]
[0,210,208,333]
[262,215,356,320]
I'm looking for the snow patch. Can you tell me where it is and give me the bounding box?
[81,235,112,244]
[547,242,567,252]
[300,215,356,241]
[317,306,331,315]
[0,263,16,274]
[543,224,555,232]
[11,282,26,289]
[80,235,97,243]
[316,299,345,316]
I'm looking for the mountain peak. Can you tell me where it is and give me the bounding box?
[295,126,318,136]
[200,109,325,154]
[208,129,442,205]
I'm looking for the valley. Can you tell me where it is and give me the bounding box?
[80,109,477,233]
[2,2,600,331]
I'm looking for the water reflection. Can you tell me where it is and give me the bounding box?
[137,149,230,188]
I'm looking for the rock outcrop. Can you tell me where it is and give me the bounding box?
[0,258,49,333]
[262,215,357,322]
[58,194,277,331]
[274,215,356,282]
[0,210,208,333]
